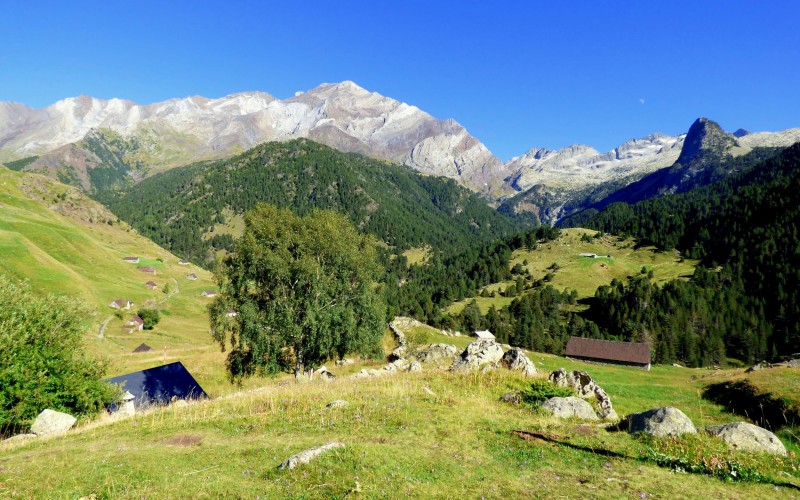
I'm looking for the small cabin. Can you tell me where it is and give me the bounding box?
[110,299,134,310]
[187,273,198,281]
[178,259,189,265]
[579,253,598,258]
[123,256,140,264]
[565,336,651,370]
[474,330,496,340]
[126,315,144,330]
[138,266,157,275]
[200,290,218,298]
[145,281,158,290]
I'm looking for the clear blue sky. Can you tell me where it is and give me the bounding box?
[2,0,799,160]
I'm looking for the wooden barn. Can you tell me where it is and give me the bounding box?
[565,337,651,370]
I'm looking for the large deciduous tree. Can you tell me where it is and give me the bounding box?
[209,204,385,381]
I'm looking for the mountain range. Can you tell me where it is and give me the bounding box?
[2,81,800,221]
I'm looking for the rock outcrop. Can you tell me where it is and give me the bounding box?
[414,343,458,364]
[500,348,537,377]
[705,422,787,456]
[620,407,696,437]
[451,339,504,372]
[549,368,617,420]
[541,396,599,421]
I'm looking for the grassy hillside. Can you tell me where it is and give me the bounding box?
[1,328,797,497]
[0,167,224,383]
[448,228,697,314]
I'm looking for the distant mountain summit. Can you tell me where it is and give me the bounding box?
[0,82,506,195]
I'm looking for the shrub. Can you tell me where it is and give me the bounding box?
[137,308,161,330]
[0,276,119,435]
[520,379,574,408]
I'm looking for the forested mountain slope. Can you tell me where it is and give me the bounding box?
[562,142,800,362]
[99,139,523,267]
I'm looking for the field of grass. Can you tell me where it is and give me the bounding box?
[2,338,798,498]
[0,169,221,383]
[448,228,698,314]
[402,246,431,266]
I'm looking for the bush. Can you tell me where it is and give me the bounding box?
[0,276,119,435]
[137,308,160,330]
[520,379,574,408]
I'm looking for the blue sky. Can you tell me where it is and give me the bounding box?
[2,0,799,160]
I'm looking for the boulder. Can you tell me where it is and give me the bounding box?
[541,396,599,421]
[335,358,354,366]
[500,391,522,404]
[3,433,37,443]
[745,361,772,373]
[549,368,617,420]
[407,361,422,372]
[451,339,504,372]
[621,407,696,437]
[414,343,458,363]
[705,422,787,456]
[326,400,349,409]
[278,442,345,469]
[500,348,537,377]
[30,409,77,436]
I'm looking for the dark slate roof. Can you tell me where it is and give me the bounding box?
[565,337,651,365]
[132,343,152,353]
[106,361,207,409]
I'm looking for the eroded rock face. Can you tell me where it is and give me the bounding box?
[500,348,537,377]
[30,409,77,436]
[541,397,599,421]
[549,368,617,420]
[705,422,787,456]
[622,407,696,437]
[451,339,504,372]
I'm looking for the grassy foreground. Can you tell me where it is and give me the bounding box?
[1,328,798,498]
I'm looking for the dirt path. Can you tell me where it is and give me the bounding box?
[98,315,113,339]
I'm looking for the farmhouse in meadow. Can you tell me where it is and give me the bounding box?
[124,315,144,332]
[564,336,651,370]
[138,266,157,275]
[200,290,218,298]
[109,299,134,310]
[145,281,158,290]
[187,273,198,281]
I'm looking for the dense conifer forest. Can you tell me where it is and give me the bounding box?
[560,143,800,363]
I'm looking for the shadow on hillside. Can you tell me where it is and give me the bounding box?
[702,380,800,431]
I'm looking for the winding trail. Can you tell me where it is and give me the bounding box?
[98,315,113,339]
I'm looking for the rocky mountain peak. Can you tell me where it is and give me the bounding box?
[676,117,739,168]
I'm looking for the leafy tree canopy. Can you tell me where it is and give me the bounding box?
[0,276,119,435]
[209,204,386,381]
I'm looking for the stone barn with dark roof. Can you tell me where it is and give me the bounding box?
[565,337,651,370]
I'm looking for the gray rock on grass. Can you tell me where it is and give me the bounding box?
[30,409,77,436]
[414,343,458,363]
[451,339,504,372]
[541,396,599,421]
[705,422,787,456]
[279,442,345,469]
[621,407,696,437]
